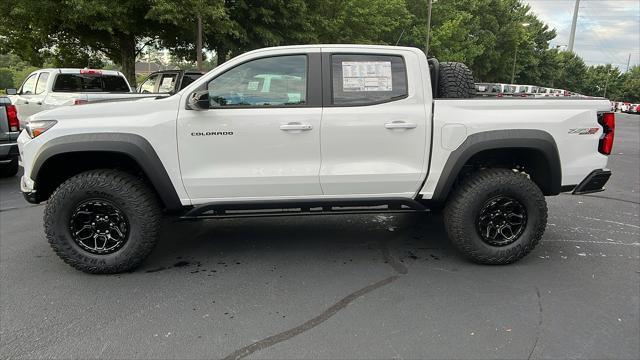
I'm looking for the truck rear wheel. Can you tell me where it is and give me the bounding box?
[443,169,547,264]
[437,62,475,98]
[44,170,162,274]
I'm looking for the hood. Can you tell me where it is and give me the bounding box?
[30,95,180,122]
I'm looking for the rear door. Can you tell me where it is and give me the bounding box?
[319,49,430,197]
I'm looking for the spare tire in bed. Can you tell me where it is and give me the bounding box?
[437,62,475,98]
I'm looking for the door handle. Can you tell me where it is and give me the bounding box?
[385,121,417,129]
[24,101,29,105]
[280,123,313,131]
[36,102,42,105]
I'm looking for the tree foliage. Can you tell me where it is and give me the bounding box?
[0,0,637,101]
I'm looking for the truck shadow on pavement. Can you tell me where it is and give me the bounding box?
[144,212,456,275]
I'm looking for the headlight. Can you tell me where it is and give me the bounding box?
[25,120,57,138]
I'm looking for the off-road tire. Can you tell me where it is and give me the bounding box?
[437,62,475,98]
[44,169,162,274]
[443,168,547,264]
[0,158,19,178]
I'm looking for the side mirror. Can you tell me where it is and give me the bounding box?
[187,90,210,111]
[5,88,17,95]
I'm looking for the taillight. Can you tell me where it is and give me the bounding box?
[6,104,19,132]
[73,99,88,105]
[598,112,615,155]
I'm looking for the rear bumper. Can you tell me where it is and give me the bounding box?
[0,142,19,162]
[572,169,612,195]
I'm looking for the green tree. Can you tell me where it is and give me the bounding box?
[610,66,640,103]
[0,69,14,89]
[552,51,588,93]
[0,0,192,86]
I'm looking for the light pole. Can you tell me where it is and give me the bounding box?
[568,0,580,52]
[511,23,530,84]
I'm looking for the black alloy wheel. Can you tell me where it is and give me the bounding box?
[69,200,130,255]
[476,195,527,247]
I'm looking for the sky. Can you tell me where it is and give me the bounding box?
[523,0,640,71]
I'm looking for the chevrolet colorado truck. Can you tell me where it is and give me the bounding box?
[17,45,615,274]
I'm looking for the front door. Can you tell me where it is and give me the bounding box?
[177,52,323,202]
[319,50,430,197]
[13,72,40,118]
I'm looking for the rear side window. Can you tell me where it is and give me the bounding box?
[158,74,177,93]
[331,54,407,105]
[53,74,130,92]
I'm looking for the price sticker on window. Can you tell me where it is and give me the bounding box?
[342,61,392,92]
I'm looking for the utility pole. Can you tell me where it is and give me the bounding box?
[425,0,433,57]
[196,15,203,71]
[568,0,580,52]
[626,53,632,72]
[511,47,518,84]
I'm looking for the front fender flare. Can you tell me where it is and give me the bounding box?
[31,133,182,210]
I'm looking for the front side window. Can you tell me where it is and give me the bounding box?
[20,74,37,95]
[139,74,159,93]
[35,72,50,94]
[331,54,407,105]
[207,55,307,107]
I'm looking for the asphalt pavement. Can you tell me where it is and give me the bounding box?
[1,114,638,359]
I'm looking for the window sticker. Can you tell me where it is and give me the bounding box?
[342,61,392,92]
[247,81,260,91]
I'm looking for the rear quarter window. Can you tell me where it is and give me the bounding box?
[331,54,408,106]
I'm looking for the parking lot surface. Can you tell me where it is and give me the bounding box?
[1,114,638,359]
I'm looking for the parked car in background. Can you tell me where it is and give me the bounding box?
[5,69,156,121]
[516,85,540,94]
[137,70,204,94]
[0,96,20,177]
[475,82,503,96]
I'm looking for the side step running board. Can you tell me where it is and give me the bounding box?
[180,197,428,220]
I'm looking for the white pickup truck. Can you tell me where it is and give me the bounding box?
[6,68,156,123]
[17,45,615,274]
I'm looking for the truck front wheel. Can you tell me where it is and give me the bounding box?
[444,169,547,264]
[44,170,162,274]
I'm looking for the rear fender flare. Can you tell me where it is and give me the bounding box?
[431,129,561,202]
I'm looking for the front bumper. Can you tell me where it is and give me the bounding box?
[572,169,612,195]
[20,175,39,204]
